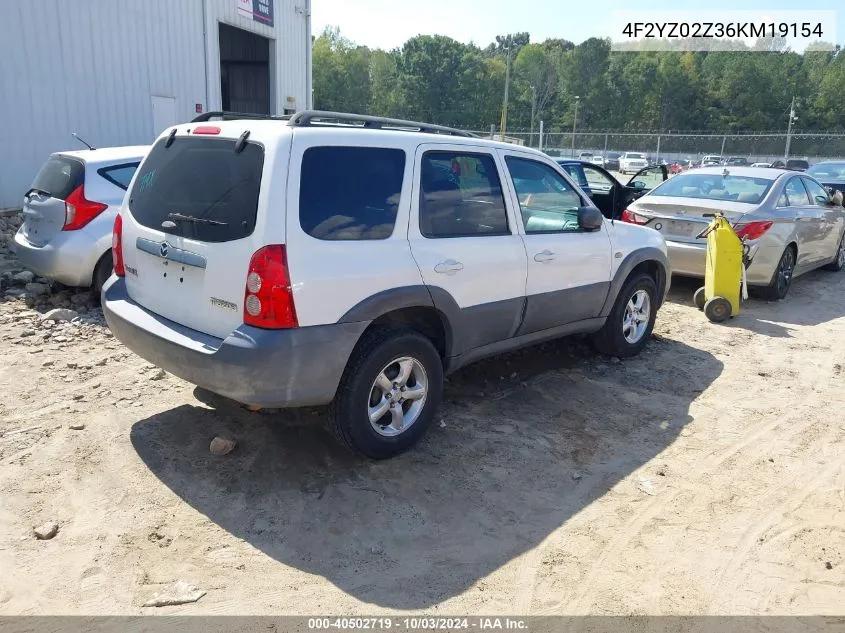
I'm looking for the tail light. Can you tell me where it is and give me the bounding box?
[112,214,125,277]
[621,209,649,225]
[63,184,108,230]
[734,221,773,241]
[243,245,298,329]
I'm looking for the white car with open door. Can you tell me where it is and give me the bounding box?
[621,166,845,300]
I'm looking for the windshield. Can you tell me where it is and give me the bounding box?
[807,163,845,180]
[649,173,774,204]
[626,153,645,159]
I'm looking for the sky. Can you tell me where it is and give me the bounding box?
[311,0,843,51]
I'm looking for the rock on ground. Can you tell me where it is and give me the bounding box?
[142,581,206,607]
[12,271,34,284]
[33,522,59,540]
[209,437,237,456]
[41,308,78,322]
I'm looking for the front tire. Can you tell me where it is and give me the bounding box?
[592,273,658,358]
[329,327,443,459]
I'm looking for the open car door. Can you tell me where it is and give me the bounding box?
[623,165,667,204]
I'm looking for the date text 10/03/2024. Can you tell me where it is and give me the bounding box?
[621,22,824,39]
[308,617,529,630]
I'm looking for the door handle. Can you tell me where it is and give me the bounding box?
[534,250,556,263]
[434,259,464,275]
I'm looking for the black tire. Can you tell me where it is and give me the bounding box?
[592,273,658,358]
[759,245,796,300]
[693,286,707,310]
[92,250,114,295]
[703,296,732,322]
[823,232,845,272]
[329,327,443,459]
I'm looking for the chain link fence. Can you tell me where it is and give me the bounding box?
[466,129,845,164]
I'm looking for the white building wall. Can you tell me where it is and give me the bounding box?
[0,0,309,208]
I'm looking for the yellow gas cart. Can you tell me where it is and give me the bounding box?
[693,213,748,323]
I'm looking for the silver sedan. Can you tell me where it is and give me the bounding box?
[621,167,845,299]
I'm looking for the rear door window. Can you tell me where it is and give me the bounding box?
[419,151,509,238]
[98,163,140,190]
[30,155,84,200]
[783,177,811,207]
[128,136,264,242]
[300,146,406,240]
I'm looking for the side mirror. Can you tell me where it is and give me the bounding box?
[577,206,603,231]
[815,194,830,205]
[630,180,646,190]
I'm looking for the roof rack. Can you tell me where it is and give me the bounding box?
[287,110,476,138]
[191,111,292,123]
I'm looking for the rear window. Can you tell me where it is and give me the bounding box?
[98,162,139,190]
[787,159,809,170]
[650,173,774,204]
[30,155,84,200]
[626,153,646,160]
[128,136,263,243]
[300,146,405,240]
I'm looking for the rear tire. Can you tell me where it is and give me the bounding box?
[329,327,443,459]
[592,273,657,358]
[759,245,796,300]
[823,232,845,272]
[92,250,113,295]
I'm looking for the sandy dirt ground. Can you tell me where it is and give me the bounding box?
[0,218,843,615]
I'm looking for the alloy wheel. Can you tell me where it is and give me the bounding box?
[367,356,428,437]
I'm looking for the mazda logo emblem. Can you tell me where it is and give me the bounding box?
[160,242,169,258]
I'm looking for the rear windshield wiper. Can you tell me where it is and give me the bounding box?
[166,212,227,226]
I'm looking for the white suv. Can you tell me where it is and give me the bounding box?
[103,111,670,458]
[619,152,649,174]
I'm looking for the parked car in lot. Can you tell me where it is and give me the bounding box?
[577,151,604,166]
[701,155,723,167]
[723,156,749,166]
[14,146,148,291]
[621,166,845,299]
[604,151,622,171]
[103,111,671,458]
[556,158,667,219]
[770,158,809,171]
[806,161,845,198]
[619,152,649,174]
[751,162,772,168]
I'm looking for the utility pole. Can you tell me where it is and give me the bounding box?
[500,44,512,138]
[785,95,797,159]
[539,120,544,152]
[529,85,537,147]
[571,95,580,157]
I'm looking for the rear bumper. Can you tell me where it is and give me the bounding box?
[667,240,779,285]
[666,240,707,277]
[13,228,100,287]
[102,277,368,408]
